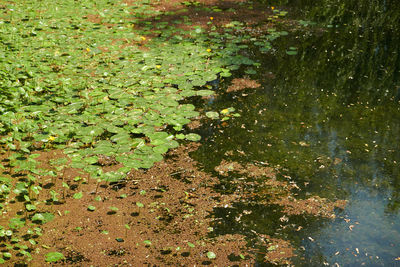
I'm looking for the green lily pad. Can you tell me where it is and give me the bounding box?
[87,205,96,211]
[32,213,54,224]
[153,145,169,154]
[73,192,83,199]
[196,90,215,96]
[185,133,201,141]
[207,251,216,259]
[45,252,65,262]
[206,111,219,119]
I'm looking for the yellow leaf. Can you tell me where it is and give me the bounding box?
[220,109,229,115]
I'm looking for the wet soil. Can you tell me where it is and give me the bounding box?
[29,144,251,266]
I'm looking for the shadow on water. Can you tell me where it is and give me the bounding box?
[192,0,400,266]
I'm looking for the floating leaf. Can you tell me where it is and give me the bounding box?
[196,90,215,96]
[87,205,96,211]
[207,251,216,259]
[175,133,185,140]
[286,50,298,55]
[9,218,25,229]
[32,213,54,224]
[153,145,169,154]
[185,133,201,141]
[31,214,44,222]
[45,252,65,263]
[25,204,36,211]
[206,111,219,119]
[84,156,98,165]
[110,133,131,144]
[221,116,230,121]
[220,108,230,115]
[245,68,257,75]
[3,252,11,258]
[286,47,298,55]
[73,192,83,199]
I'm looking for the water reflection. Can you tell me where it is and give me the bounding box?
[193,0,400,265]
[298,188,400,266]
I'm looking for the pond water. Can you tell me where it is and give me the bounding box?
[193,0,400,266]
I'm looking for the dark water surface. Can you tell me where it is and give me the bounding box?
[193,1,400,266]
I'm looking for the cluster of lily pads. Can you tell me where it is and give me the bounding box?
[206,107,240,121]
[0,0,291,264]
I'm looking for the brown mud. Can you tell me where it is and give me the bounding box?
[29,144,252,266]
[215,160,346,219]
[227,78,261,93]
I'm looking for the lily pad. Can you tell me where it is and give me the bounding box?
[207,251,216,259]
[185,133,201,141]
[45,252,65,263]
[206,111,219,119]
